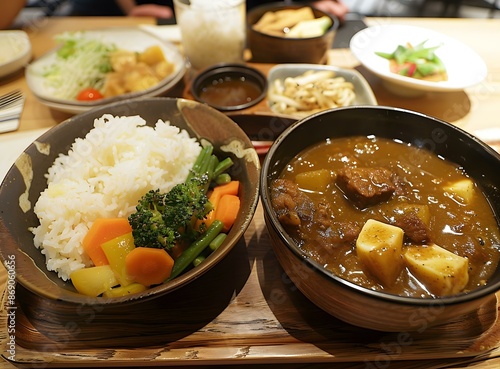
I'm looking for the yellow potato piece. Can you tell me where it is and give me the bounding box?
[444,178,475,204]
[405,244,469,296]
[295,169,331,193]
[70,265,118,297]
[101,232,136,287]
[138,45,166,66]
[390,203,431,226]
[356,219,404,287]
[103,282,147,298]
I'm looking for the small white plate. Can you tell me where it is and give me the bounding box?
[350,24,487,96]
[267,63,377,118]
[0,31,32,78]
[26,27,186,114]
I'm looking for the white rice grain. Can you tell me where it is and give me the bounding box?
[31,114,202,281]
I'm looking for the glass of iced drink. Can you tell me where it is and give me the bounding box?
[173,0,246,71]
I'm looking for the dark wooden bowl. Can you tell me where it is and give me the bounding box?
[260,105,500,332]
[247,2,339,64]
[0,97,261,306]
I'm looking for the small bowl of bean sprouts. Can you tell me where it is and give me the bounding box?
[266,64,377,119]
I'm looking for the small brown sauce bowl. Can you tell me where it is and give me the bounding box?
[191,63,267,112]
[260,105,500,332]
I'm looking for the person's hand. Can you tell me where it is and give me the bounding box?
[311,0,349,23]
[0,0,26,29]
[127,4,173,18]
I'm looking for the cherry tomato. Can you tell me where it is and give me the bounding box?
[77,88,104,101]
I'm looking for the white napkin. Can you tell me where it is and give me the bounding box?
[0,97,24,134]
[139,24,181,43]
[0,128,49,182]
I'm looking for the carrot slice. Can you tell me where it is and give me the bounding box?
[125,247,174,287]
[214,194,240,232]
[205,180,240,227]
[82,218,132,266]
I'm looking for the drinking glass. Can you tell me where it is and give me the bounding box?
[173,0,246,71]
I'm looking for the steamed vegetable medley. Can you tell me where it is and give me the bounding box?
[375,40,447,81]
[71,145,241,297]
[42,32,175,101]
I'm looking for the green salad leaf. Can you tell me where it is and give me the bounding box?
[375,40,446,79]
[42,32,116,100]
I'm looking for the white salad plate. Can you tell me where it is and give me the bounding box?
[349,24,487,96]
[0,31,32,78]
[25,27,186,114]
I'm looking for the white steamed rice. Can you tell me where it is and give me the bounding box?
[31,114,202,281]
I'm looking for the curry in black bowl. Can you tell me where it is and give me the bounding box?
[270,135,500,298]
[260,105,500,331]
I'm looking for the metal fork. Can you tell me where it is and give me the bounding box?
[0,90,25,133]
[0,90,23,110]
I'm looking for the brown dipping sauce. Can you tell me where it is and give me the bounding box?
[198,77,263,108]
[271,136,500,298]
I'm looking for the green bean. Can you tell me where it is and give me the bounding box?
[213,157,234,178]
[197,145,214,178]
[187,145,213,181]
[192,255,206,267]
[209,233,227,252]
[207,154,219,180]
[169,220,224,280]
[215,173,231,185]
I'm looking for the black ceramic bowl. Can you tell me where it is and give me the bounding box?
[247,2,339,64]
[0,97,261,305]
[260,105,500,332]
[190,63,267,112]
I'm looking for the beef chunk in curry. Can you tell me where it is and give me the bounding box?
[335,166,396,209]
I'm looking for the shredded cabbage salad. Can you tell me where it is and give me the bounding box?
[43,32,116,100]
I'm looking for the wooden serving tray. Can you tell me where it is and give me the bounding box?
[1,204,500,367]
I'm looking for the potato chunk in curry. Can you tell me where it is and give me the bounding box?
[405,244,469,296]
[356,219,404,287]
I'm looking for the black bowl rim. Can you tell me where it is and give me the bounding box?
[260,104,500,307]
[247,2,340,41]
[190,62,268,111]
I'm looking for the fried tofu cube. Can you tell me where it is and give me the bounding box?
[444,179,475,204]
[404,244,469,296]
[356,219,404,286]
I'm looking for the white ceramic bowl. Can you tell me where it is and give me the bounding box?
[350,24,487,96]
[0,31,32,78]
[267,64,377,118]
[25,27,186,114]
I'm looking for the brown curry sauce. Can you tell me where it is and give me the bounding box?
[271,136,500,298]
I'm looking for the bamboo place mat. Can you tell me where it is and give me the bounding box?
[1,204,500,368]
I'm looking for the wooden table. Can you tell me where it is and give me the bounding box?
[1,16,500,369]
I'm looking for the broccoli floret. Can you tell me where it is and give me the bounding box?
[128,176,214,251]
[128,189,176,250]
